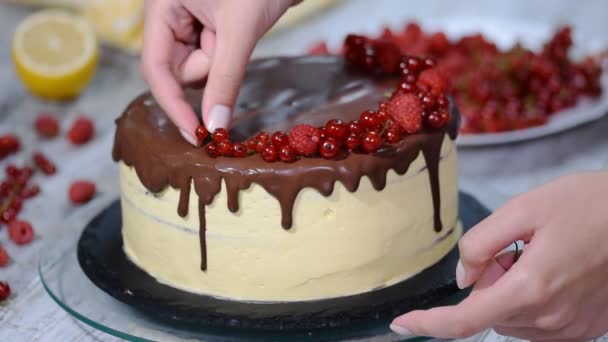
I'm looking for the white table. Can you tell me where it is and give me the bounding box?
[1,0,607,341]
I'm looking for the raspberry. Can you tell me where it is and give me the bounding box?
[67,116,95,145]
[69,180,96,204]
[308,42,329,55]
[35,112,60,138]
[0,245,9,267]
[418,69,447,96]
[0,135,20,159]
[387,93,423,134]
[289,125,321,157]
[33,152,56,175]
[8,220,34,245]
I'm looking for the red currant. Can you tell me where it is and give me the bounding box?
[279,145,297,163]
[246,138,258,151]
[423,57,437,69]
[384,128,401,144]
[361,131,382,153]
[377,109,390,123]
[359,111,380,131]
[256,132,270,145]
[405,56,423,73]
[347,120,363,135]
[6,165,19,178]
[212,128,228,142]
[255,140,267,153]
[206,142,220,158]
[261,145,278,162]
[319,138,340,159]
[218,140,233,156]
[399,82,417,93]
[345,134,361,150]
[271,131,290,148]
[195,125,209,143]
[232,142,248,158]
[426,112,444,129]
[324,119,348,142]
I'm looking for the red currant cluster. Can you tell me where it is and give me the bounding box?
[195,35,451,162]
[308,23,604,134]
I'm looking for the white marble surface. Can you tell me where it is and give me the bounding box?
[1,0,607,341]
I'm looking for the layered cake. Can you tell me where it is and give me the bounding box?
[112,53,460,302]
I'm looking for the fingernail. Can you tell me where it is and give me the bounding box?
[206,105,231,132]
[390,323,414,337]
[456,259,468,289]
[179,128,199,146]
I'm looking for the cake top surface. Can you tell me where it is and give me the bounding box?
[113,55,458,234]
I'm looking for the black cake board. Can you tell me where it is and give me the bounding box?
[77,192,490,341]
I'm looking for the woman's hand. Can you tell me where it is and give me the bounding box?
[141,0,297,145]
[391,172,608,341]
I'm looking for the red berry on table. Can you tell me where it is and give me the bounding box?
[8,220,34,245]
[279,145,297,163]
[325,119,348,142]
[373,41,401,73]
[345,134,361,151]
[232,142,248,158]
[261,145,278,162]
[33,152,56,175]
[0,245,9,267]
[319,138,340,159]
[206,142,220,158]
[0,281,10,301]
[21,184,40,198]
[1,209,17,224]
[359,111,380,131]
[385,128,401,144]
[0,135,20,156]
[6,164,19,178]
[361,131,382,153]
[35,112,60,138]
[218,140,233,156]
[195,125,209,143]
[67,116,95,145]
[69,181,96,205]
[418,69,447,96]
[212,128,228,142]
[271,131,290,148]
[289,124,321,157]
[347,120,363,135]
[387,93,423,134]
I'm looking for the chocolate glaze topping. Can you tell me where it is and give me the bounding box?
[112,56,459,271]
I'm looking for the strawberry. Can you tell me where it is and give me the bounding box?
[35,112,60,138]
[418,69,447,95]
[289,124,321,156]
[67,116,95,145]
[308,42,329,55]
[387,93,423,134]
[373,41,401,73]
[69,180,96,204]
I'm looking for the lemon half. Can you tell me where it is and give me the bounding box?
[12,10,99,100]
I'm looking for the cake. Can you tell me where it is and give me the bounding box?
[112,55,460,302]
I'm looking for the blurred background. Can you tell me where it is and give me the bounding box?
[0,0,607,341]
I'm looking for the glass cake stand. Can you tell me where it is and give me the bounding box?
[39,194,489,342]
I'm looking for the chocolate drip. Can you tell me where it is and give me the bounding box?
[198,199,207,271]
[421,134,445,232]
[112,56,459,271]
